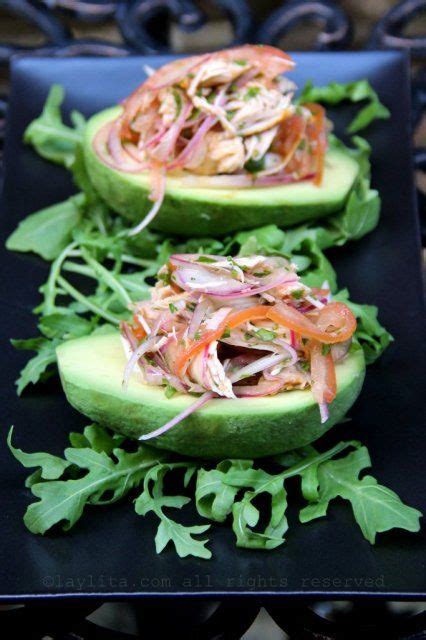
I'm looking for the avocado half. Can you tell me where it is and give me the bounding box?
[84,107,359,237]
[57,332,365,459]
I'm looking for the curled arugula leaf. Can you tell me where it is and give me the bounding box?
[297,79,390,133]
[300,446,422,543]
[8,424,165,534]
[9,427,422,557]
[24,85,85,167]
[135,463,211,559]
[6,193,84,261]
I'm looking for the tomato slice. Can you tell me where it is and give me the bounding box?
[174,301,356,376]
[304,102,327,185]
[273,114,306,164]
[309,340,337,404]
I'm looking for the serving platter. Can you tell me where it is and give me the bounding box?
[0,51,425,601]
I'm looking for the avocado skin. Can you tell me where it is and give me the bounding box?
[58,333,365,459]
[84,108,359,238]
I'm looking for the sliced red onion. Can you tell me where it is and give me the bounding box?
[233,67,259,88]
[204,307,232,331]
[210,273,298,299]
[94,122,148,174]
[174,265,251,296]
[187,296,209,339]
[229,352,290,384]
[167,114,217,171]
[142,125,168,151]
[319,402,329,424]
[173,261,297,299]
[234,379,284,398]
[120,321,138,350]
[139,390,214,440]
[274,338,298,365]
[128,170,167,236]
[122,335,158,391]
[150,101,192,163]
[107,118,147,172]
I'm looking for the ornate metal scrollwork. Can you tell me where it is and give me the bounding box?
[369,0,426,58]
[256,0,352,51]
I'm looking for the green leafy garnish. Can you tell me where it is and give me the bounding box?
[6,194,84,261]
[9,428,422,557]
[164,383,177,399]
[298,79,390,133]
[196,256,216,264]
[24,85,85,167]
[244,86,260,101]
[299,446,421,543]
[135,463,211,559]
[254,327,276,342]
[244,156,266,174]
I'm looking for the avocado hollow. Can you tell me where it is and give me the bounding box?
[83,107,359,238]
[57,332,365,459]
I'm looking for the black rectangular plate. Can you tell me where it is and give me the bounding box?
[0,52,425,602]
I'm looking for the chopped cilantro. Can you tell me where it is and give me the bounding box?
[299,361,310,372]
[253,270,271,277]
[196,256,216,264]
[158,271,171,285]
[194,330,201,341]
[244,157,265,174]
[169,303,177,313]
[322,344,331,356]
[291,289,304,300]
[221,327,231,339]
[164,383,177,399]
[234,59,247,66]
[226,110,236,121]
[172,89,182,115]
[244,86,260,101]
[255,328,276,342]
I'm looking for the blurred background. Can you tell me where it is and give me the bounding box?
[0,0,425,232]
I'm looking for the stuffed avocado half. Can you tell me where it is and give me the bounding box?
[57,252,365,459]
[84,107,359,237]
[84,45,359,237]
[57,332,365,459]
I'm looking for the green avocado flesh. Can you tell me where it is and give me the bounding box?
[84,107,359,237]
[57,332,365,459]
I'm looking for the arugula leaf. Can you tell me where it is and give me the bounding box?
[24,85,85,167]
[334,289,393,364]
[23,444,163,534]
[298,79,390,133]
[38,313,93,340]
[69,423,125,453]
[5,194,84,260]
[135,463,211,559]
[300,446,422,543]
[11,337,58,395]
[8,426,70,480]
[196,460,252,522]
